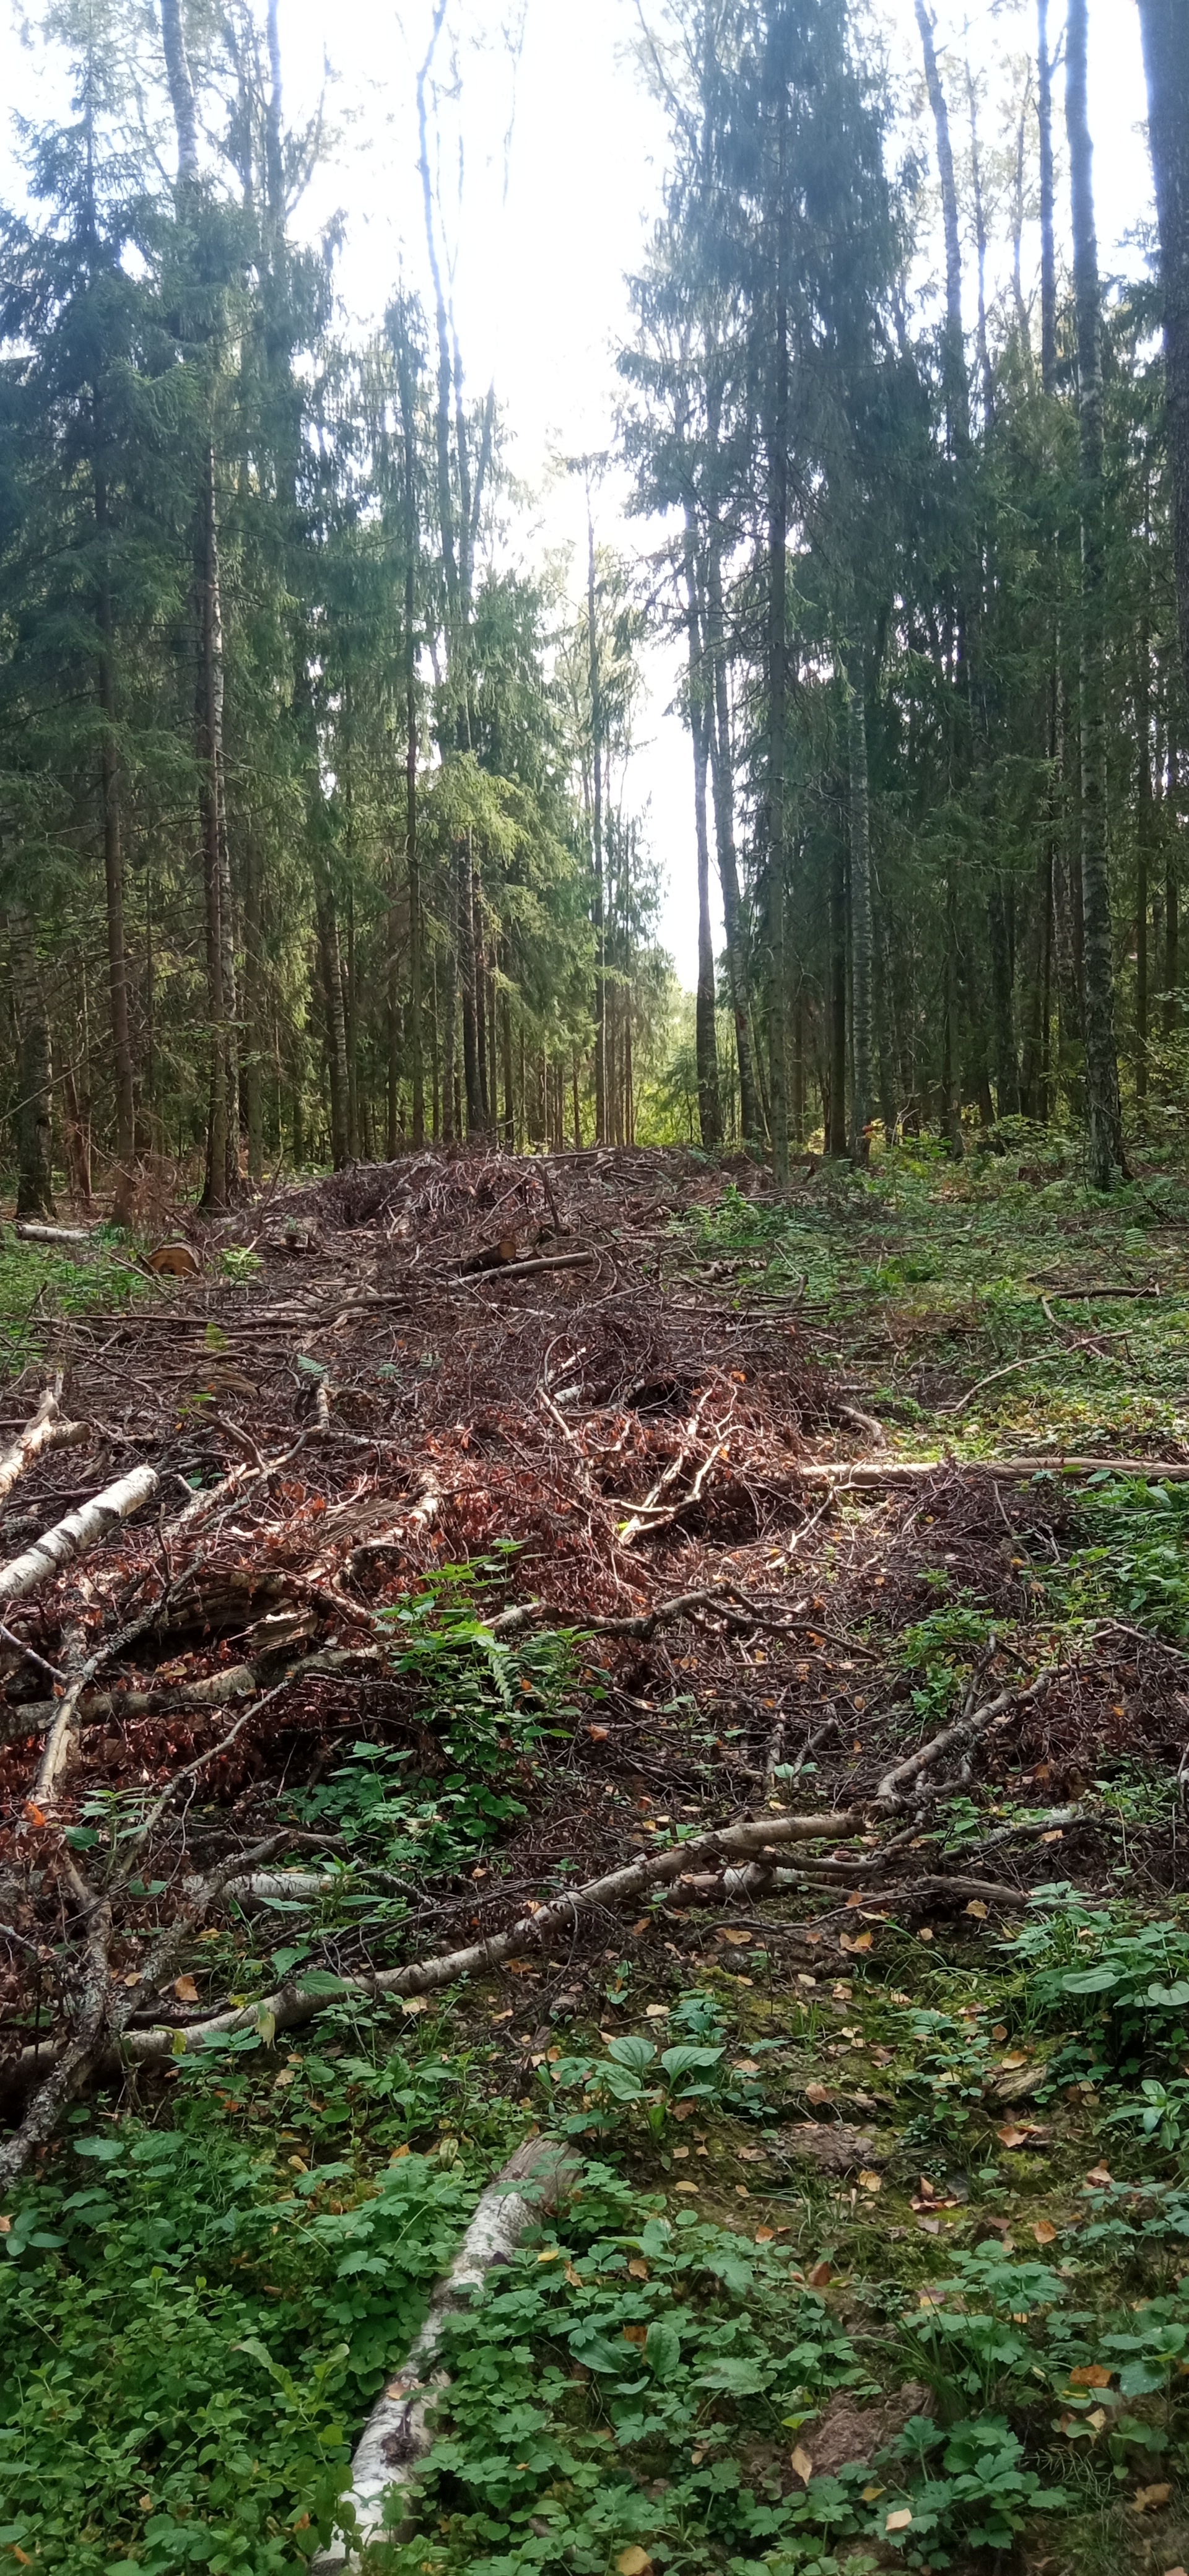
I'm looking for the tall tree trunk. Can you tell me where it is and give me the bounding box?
[1137,0,1189,698]
[846,654,874,1158]
[243,840,264,1181]
[1037,0,1058,393]
[706,515,762,1149]
[159,0,199,182]
[199,448,232,1210]
[94,469,135,1177]
[915,0,968,453]
[988,881,1019,1114]
[401,339,424,1152]
[459,840,483,1134]
[314,861,350,1168]
[587,495,607,1143]
[9,907,55,1220]
[1136,614,1153,1105]
[684,518,722,1149]
[827,840,848,1157]
[765,53,790,1190]
[1067,0,1126,1186]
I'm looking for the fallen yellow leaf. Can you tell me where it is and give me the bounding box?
[173,1975,199,2004]
[862,2482,884,2502]
[1134,2484,1172,2512]
[918,1926,933,1942]
[627,2258,649,2279]
[858,2170,882,2193]
[401,1995,429,2014]
[790,2445,813,2484]
[616,2551,652,2576]
[885,2507,912,2532]
[1033,2220,1057,2245]
[674,2180,699,2193]
[965,1899,988,1920]
[840,1930,873,1953]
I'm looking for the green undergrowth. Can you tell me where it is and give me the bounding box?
[8,1911,1189,2572]
[0,1232,149,1377]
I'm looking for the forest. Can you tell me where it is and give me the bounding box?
[0,0,1185,1202]
[7,7,1189,2576]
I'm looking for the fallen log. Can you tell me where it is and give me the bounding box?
[14,1221,94,1245]
[798,1454,1189,1487]
[455,1245,597,1284]
[0,1390,89,1505]
[0,1463,157,1608]
[311,2138,580,2573]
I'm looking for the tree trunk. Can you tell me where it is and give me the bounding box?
[1037,0,1058,393]
[1067,0,1126,1186]
[587,497,607,1143]
[827,840,848,1157]
[765,53,790,1189]
[9,908,55,1221]
[705,511,762,1149]
[314,863,350,1168]
[243,841,264,1182]
[1136,617,1153,1105]
[847,655,874,1158]
[199,448,230,1211]
[915,0,968,451]
[988,880,1019,1115]
[684,524,722,1149]
[1137,0,1189,698]
[94,470,135,1176]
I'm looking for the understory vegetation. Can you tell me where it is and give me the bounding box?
[4,1140,1189,2574]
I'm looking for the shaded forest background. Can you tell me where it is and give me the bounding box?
[0,0,1187,1213]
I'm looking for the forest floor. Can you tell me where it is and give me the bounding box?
[5,1136,1189,2576]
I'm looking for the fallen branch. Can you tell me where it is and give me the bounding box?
[311,2137,580,2572]
[0,1463,157,1608]
[798,1454,1189,1487]
[875,1666,1055,1805]
[0,1390,89,1505]
[455,1247,596,1285]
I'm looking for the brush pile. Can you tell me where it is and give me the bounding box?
[1,1146,1183,2185]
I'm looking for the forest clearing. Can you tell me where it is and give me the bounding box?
[4,1137,1189,2573]
[5,0,1189,2566]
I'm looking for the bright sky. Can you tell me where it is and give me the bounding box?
[1,0,1156,981]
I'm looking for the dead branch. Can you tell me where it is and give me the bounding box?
[874,1666,1056,1805]
[311,2137,580,2572]
[0,1390,89,1504]
[797,1455,1189,1488]
[455,1247,596,1284]
[0,1463,158,1608]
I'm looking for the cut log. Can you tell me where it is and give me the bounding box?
[0,1464,157,1608]
[14,1222,94,1245]
[311,2138,580,2572]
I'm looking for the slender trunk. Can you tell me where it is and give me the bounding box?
[915,0,968,452]
[159,0,199,181]
[94,469,135,1173]
[684,522,721,1148]
[706,516,762,1148]
[405,510,423,1149]
[502,983,515,1148]
[9,907,55,1220]
[988,881,1019,1115]
[1067,0,1125,1186]
[344,882,359,1159]
[314,863,349,1168]
[965,59,994,433]
[942,864,962,1151]
[1037,0,1058,393]
[847,654,874,1158]
[459,840,482,1134]
[1136,611,1153,1105]
[1136,0,1189,698]
[765,67,790,1189]
[1165,802,1180,1035]
[199,449,229,1211]
[827,839,847,1157]
[243,841,264,1181]
[588,498,606,1142]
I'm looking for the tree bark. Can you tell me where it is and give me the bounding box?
[765,51,790,1189]
[684,515,721,1149]
[1136,0,1189,698]
[705,511,762,1149]
[915,0,968,451]
[93,468,135,1176]
[827,839,848,1157]
[847,654,874,1157]
[587,495,607,1143]
[1066,0,1125,1186]
[1037,0,1058,392]
[9,907,55,1221]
